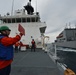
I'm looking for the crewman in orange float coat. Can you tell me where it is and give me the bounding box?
[0,26,23,75]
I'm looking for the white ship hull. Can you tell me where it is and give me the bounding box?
[55,41,76,49]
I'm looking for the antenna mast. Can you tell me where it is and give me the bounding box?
[75,24,76,28]
[11,0,14,16]
[69,22,71,28]
[65,23,67,29]
[36,0,37,12]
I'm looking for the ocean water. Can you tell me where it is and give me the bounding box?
[47,43,76,73]
[57,50,76,73]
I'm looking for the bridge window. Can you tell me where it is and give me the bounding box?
[31,18,35,22]
[36,17,39,22]
[16,18,21,23]
[22,18,26,22]
[27,18,30,22]
[1,17,39,23]
[3,19,7,23]
[12,18,15,23]
[8,19,11,23]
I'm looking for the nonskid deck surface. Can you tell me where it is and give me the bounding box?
[10,49,62,75]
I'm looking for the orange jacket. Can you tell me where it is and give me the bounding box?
[31,40,35,45]
[0,34,21,69]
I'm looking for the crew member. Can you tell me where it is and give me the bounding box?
[14,42,20,52]
[0,26,23,75]
[31,39,36,52]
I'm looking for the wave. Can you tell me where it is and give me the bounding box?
[57,47,76,52]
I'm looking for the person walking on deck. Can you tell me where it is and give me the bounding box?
[14,42,20,52]
[0,26,23,75]
[18,41,23,51]
[31,39,36,52]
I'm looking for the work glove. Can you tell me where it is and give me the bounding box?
[19,32,23,37]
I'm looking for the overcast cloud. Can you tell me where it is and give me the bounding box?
[0,0,76,42]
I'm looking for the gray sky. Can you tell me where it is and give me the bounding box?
[0,0,76,42]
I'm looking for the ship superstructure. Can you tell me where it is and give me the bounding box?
[55,28,76,49]
[0,0,46,48]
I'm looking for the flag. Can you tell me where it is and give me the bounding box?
[18,24,25,35]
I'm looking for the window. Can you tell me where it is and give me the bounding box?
[27,18,30,22]
[12,18,15,23]
[7,19,11,23]
[3,19,7,23]
[22,18,26,22]
[16,18,21,23]
[31,18,35,22]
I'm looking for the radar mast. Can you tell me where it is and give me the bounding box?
[24,0,34,15]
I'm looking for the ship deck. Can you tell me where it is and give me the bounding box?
[10,48,63,75]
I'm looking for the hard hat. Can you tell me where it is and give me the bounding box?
[0,26,11,31]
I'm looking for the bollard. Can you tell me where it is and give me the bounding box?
[64,68,76,75]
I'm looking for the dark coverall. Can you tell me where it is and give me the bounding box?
[31,40,36,52]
